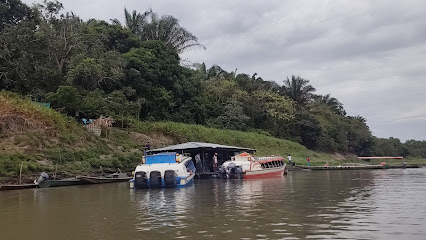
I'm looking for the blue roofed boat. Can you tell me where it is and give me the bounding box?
[130,152,196,189]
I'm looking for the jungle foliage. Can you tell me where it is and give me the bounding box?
[1,0,425,158]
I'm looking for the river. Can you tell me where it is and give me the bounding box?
[1,168,425,240]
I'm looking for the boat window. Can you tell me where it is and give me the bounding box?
[185,160,196,173]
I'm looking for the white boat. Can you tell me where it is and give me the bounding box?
[219,152,286,179]
[130,152,196,188]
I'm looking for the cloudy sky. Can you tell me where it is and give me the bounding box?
[23,0,426,141]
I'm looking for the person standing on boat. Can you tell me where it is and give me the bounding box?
[213,153,218,172]
[142,142,151,156]
[195,153,202,171]
[287,154,292,165]
[307,156,310,166]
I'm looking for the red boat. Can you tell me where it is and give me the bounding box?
[219,153,286,179]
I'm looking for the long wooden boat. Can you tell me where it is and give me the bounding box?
[78,173,132,184]
[219,153,286,179]
[39,178,87,188]
[0,183,38,191]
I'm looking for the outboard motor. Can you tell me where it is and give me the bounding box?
[164,170,177,188]
[149,171,162,188]
[234,166,244,179]
[35,172,49,188]
[134,171,148,189]
[227,163,243,179]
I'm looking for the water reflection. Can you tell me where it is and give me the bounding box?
[1,169,426,239]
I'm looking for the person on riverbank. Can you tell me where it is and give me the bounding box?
[287,154,292,165]
[307,156,310,166]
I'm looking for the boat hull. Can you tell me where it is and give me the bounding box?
[131,172,196,188]
[244,167,286,179]
[0,184,38,191]
[79,176,132,184]
[46,179,87,187]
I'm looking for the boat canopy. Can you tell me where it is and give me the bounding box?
[146,152,178,164]
[148,142,256,154]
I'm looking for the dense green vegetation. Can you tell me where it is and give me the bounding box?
[0,91,344,180]
[2,0,426,170]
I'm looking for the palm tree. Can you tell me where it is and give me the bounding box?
[313,94,346,115]
[110,8,152,34]
[353,115,367,123]
[140,12,205,53]
[113,9,204,53]
[281,76,316,105]
[124,8,152,35]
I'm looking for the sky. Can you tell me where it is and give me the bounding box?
[23,0,426,142]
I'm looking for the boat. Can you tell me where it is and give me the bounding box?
[130,152,196,189]
[219,152,286,179]
[37,178,87,188]
[0,183,38,191]
[78,172,132,184]
[0,172,50,191]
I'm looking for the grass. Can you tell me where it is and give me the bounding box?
[0,92,143,180]
[0,91,83,134]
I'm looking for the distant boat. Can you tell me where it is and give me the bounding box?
[78,173,132,184]
[219,152,286,179]
[131,152,196,189]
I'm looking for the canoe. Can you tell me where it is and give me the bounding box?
[37,178,87,188]
[0,184,38,191]
[78,173,132,184]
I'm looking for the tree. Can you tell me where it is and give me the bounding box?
[352,115,367,123]
[140,11,205,53]
[281,75,316,106]
[0,0,31,32]
[216,101,250,130]
[313,94,346,115]
[66,51,125,91]
[46,85,83,116]
[0,9,61,95]
[35,1,85,73]
[243,90,295,131]
[122,8,151,35]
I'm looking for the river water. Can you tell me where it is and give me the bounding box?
[1,168,426,240]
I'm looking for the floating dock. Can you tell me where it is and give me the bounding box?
[296,164,419,170]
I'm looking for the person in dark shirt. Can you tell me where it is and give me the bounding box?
[142,142,151,156]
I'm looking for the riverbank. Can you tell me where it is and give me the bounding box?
[1,92,424,184]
